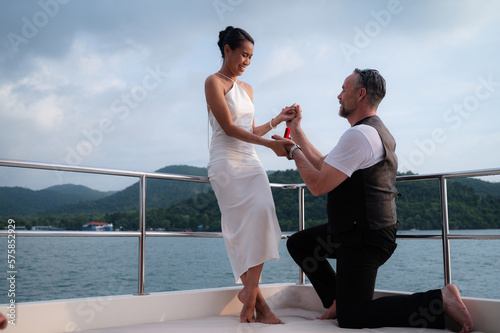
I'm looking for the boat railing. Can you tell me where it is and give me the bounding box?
[1,158,499,295]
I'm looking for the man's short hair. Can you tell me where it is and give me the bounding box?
[353,68,386,107]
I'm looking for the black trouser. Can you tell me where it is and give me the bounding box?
[287,223,445,329]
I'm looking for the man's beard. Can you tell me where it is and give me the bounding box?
[339,105,353,118]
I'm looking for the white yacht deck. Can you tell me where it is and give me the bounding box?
[4,284,495,333]
[82,309,454,333]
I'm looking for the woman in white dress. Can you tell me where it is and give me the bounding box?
[205,26,295,324]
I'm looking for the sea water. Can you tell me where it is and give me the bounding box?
[0,229,499,304]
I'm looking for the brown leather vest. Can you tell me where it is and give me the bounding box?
[327,115,398,233]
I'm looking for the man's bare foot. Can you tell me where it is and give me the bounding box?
[442,284,473,333]
[238,286,258,323]
[318,300,337,320]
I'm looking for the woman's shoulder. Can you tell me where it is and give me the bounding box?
[205,73,226,94]
[205,73,221,85]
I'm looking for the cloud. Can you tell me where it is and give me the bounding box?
[259,44,307,81]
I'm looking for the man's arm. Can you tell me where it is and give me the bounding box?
[289,124,326,171]
[280,104,348,195]
[287,104,347,195]
[291,148,348,196]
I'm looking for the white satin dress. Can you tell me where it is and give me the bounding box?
[207,77,281,283]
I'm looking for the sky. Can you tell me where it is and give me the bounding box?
[1,0,499,191]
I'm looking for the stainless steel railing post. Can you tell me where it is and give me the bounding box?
[298,186,306,284]
[439,176,452,285]
[136,174,148,295]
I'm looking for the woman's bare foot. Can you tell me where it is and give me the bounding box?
[238,287,283,324]
[318,300,337,320]
[442,284,473,333]
[255,300,284,324]
[238,286,258,323]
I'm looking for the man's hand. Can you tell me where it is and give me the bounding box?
[271,135,295,159]
[285,104,302,130]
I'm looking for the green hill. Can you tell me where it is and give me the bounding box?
[0,184,113,216]
[130,170,500,232]
[51,164,209,215]
[0,165,209,218]
[452,177,500,197]
[396,178,500,230]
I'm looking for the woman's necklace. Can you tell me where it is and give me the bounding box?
[217,72,235,82]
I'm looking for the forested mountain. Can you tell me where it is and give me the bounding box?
[1,166,499,231]
[0,184,114,216]
[140,170,500,232]
[0,165,209,217]
[452,177,500,197]
[396,178,500,230]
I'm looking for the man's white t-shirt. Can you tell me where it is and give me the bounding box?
[324,124,385,177]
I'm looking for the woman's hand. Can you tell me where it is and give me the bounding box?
[287,104,302,129]
[275,104,298,125]
[270,135,295,159]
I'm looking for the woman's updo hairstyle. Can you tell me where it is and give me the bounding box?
[217,26,254,59]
